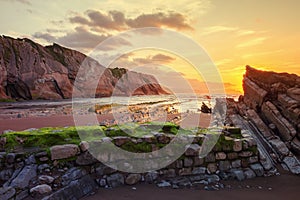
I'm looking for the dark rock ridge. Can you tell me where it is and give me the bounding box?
[226,66,300,174]
[0,35,168,100]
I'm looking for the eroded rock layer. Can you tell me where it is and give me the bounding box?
[227,66,300,174]
[0,35,168,100]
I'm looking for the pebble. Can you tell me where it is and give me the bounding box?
[157,180,171,188]
[172,184,180,189]
[132,187,137,190]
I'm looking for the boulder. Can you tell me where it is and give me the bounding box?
[250,163,264,177]
[50,144,79,160]
[10,164,37,189]
[61,167,87,186]
[79,141,89,152]
[106,173,125,188]
[230,169,245,181]
[244,168,256,179]
[30,184,52,195]
[125,174,141,185]
[283,156,300,174]
[269,139,290,157]
[39,175,55,184]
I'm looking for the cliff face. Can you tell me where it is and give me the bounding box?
[0,35,168,100]
[240,66,300,154]
[225,66,300,174]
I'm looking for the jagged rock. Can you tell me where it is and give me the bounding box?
[258,149,273,171]
[291,137,300,155]
[157,180,171,187]
[0,186,16,200]
[231,160,241,168]
[283,156,300,174]
[106,173,125,188]
[262,101,296,141]
[144,171,159,183]
[269,139,290,157]
[50,144,79,160]
[76,151,98,165]
[30,184,52,195]
[192,167,206,175]
[244,168,256,179]
[125,174,141,185]
[6,153,15,164]
[243,76,267,110]
[95,164,117,176]
[10,164,37,189]
[42,175,97,200]
[79,141,89,152]
[230,169,245,181]
[246,109,273,139]
[61,167,87,186]
[205,174,220,184]
[200,102,212,113]
[0,169,13,182]
[38,164,50,173]
[39,175,55,184]
[15,190,29,200]
[287,87,300,101]
[250,163,264,177]
[25,155,36,165]
[0,36,168,100]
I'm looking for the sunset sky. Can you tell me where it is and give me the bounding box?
[0,0,299,94]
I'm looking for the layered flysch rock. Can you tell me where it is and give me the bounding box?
[0,35,168,100]
[227,65,300,174]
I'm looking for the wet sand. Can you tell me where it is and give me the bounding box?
[83,171,300,200]
[0,113,212,133]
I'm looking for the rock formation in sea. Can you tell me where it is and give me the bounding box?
[0,35,168,100]
[226,65,300,174]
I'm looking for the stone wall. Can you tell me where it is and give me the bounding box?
[0,130,270,200]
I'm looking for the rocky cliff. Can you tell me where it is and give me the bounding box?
[0,35,168,100]
[226,66,300,174]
